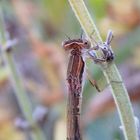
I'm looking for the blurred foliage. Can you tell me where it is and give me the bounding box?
[0,66,9,82]
[88,0,107,18]
[41,0,67,25]
[85,113,123,140]
[0,122,24,140]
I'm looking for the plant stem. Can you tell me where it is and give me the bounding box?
[4,50,46,140]
[0,8,46,140]
[68,0,139,140]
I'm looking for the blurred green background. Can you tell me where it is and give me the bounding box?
[0,0,140,140]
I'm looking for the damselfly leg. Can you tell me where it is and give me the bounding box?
[86,69,101,92]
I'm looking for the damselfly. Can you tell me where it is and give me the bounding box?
[63,30,114,140]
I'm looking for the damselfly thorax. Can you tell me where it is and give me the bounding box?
[63,39,90,94]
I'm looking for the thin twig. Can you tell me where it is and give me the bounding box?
[0,7,46,140]
[67,0,139,140]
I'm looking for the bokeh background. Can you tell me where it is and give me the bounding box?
[0,0,140,140]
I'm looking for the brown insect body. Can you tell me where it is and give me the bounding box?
[63,30,114,140]
[63,39,90,140]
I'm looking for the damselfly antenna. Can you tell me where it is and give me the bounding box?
[80,30,84,39]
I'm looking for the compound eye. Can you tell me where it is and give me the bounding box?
[84,41,88,45]
[83,40,90,49]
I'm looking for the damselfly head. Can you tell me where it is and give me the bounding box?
[62,38,90,51]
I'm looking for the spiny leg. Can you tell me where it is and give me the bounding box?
[86,68,101,92]
[87,50,106,63]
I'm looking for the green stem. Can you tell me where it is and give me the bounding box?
[0,7,46,140]
[5,50,46,140]
[68,0,139,140]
